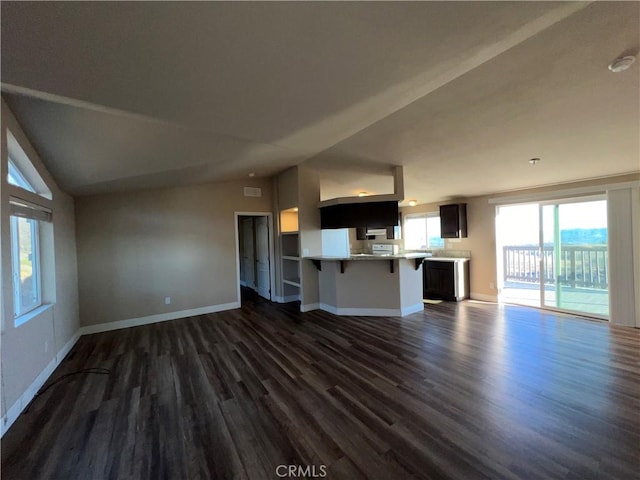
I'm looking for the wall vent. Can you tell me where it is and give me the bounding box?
[243,187,262,197]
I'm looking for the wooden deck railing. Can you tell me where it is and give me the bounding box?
[503,245,608,289]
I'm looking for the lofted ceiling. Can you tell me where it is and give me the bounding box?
[1,1,638,203]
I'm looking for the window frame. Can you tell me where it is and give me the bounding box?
[10,215,42,320]
[6,135,51,326]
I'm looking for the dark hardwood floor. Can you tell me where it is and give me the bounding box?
[2,289,639,479]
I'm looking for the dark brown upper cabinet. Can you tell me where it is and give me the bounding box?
[320,201,399,229]
[386,212,402,239]
[440,203,467,238]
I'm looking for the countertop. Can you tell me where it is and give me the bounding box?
[305,253,433,261]
[424,257,470,262]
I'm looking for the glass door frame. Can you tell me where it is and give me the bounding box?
[496,194,609,320]
[537,194,608,320]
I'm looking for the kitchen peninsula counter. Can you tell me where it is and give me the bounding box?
[306,253,431,317]
[306,252,432,261]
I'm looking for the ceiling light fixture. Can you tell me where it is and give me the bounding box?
[248,172,255,177]
[358,192,368,197]
[408,200,417,207]
[529,158,541,165]
[608,55,636,73]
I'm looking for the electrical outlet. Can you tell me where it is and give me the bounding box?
[164,296,171,305]
[489,282,495,290]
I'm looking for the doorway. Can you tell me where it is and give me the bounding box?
[496,196,609,318]
[236,213,274,303]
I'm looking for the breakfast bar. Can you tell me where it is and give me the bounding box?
[306,253,431,317]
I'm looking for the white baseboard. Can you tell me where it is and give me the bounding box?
[318,303,417,317]
[79,301,241,335]
[273,294,301,303]
[56,331,81,365]
[318,303,338,314]
[401,303,425,316]
[1,331,80,437]
[470,292,498,302]
[300,303,319,312]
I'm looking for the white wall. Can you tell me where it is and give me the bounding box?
[75,178,273,329]
[297,165,322,309]
[1,98,80,429]
[608,187,640,327]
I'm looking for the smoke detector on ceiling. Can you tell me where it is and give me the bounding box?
[608,55,635,73]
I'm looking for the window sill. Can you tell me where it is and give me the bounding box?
[15,304,53,328]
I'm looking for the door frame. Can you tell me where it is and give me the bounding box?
[537,195,608,320]
[495,195,609,320]
[239,216,256,289]
[234,211,276,303]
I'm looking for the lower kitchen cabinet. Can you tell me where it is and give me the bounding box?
[423,259,469,301]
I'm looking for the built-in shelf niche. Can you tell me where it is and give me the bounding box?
[281,233,300,257]
[283,282,300,298]
[280,207,301,301]
[280,208,299,233]
[282,258,300,286]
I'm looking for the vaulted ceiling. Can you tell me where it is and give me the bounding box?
[1,1,638,203]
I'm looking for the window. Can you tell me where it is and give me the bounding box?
[404,214,444,250]
[8,158,37,193]
[6,130,53,200]
[11,215,42,318]
[7,155,50,323]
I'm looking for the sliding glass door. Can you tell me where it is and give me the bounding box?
[541,199,608,317]
[497,196,608,318]
[497,203,542,308]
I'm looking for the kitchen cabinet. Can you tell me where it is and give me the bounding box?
[321,201,399,229]
[354,213,401,240]
[386,213,402,239]
[440,203,467,238]
[423,259,469,301]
